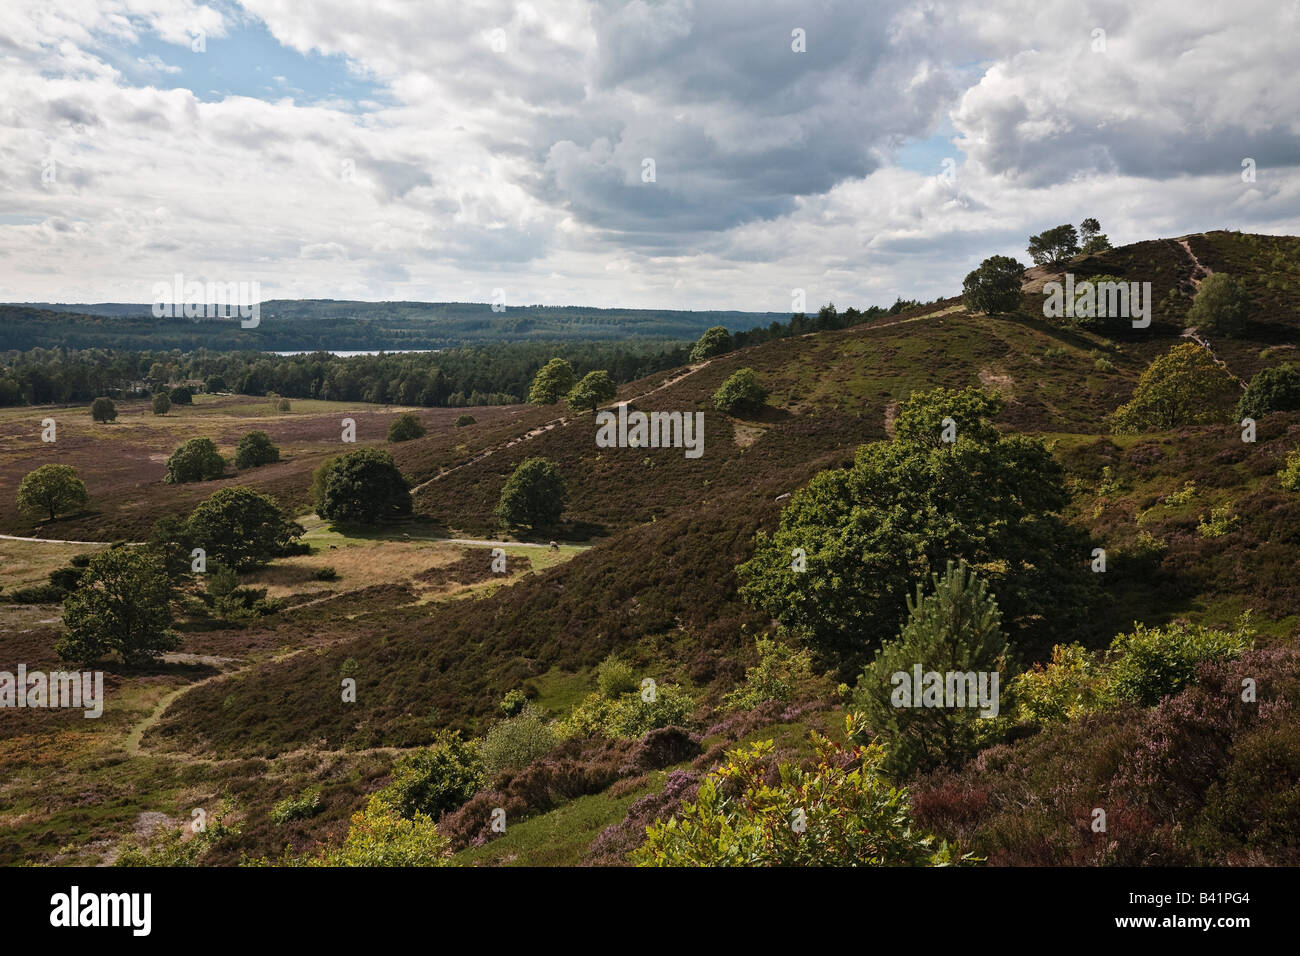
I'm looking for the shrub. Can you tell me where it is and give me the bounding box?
[165,437,226,483]
[853,561,1014,777]
[496,457,566,529]
[689,326,732,362]
[114,799,238,866]
[566,370,616,414]
[234,431,280,469]
[312,796,452,867]
[152,392,171,415]
[961,255,1025,315]
[1106,618,1253,707]
[381,731,485,819]
[1009,643,1109,725]
[560,683,695,740]
[595,654,638,697]
[314,448,412,524]
[1279,448,1300,492]
[311,566,339,581]
[270,788,322,825]
[455,415,476,427]
[277,398,291,412]
[633,715,967,866]
[1237,365,1300,420]
[1187,273,1251,337]
[16,464,88,521]
[499,689,528,717]
[528,358,576,405]
[387,413,426,443]
[712,368,768,415]
[206,562,238,600]
[1196,503,1240,537]
[480,705,558,776]
[90,397,116,422]
[169,385,195,405]
[8,583,66,604]
[722,635,815,710]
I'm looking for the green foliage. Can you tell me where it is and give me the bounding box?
[114,800,239,866]
[387,412,426,443]
[187,488,303,571]
[528,358,577,405]
[151,392,171,415]
[315,448,412,524]
[270,788,322,825]
[1111,342,1240,433]
[739,386,1093,673]
[1027,224,1080,266]
[312,795,452,867]
[689,325,733,362]
[90,396,116,422]
[169,385,194,405]
[276,397,291,412]
[56,547,179,665]
[481,705,558,776]
[205,375,227,393]
[381,731,485,819]
[499,689,528,717]
[1079,217,1111,255]
[312,566,339,581]
[206,562,238,600]
[722,635,816,710]
[1009,643,1109,725]
[1279,448,1300,492]
[234,430,280,468]
[634,716,968,866]
[712,367,768,415]
[16,464,88,521]
[1106,618,1252,706]
[559,682,695,740]
[164,437,226,483]
[455,414,476,427]
[1187,273,1251,337]
[566,370,617,414]
[595,654,638,697]
[1237,365,1300,419]
[961,255,1025,314]
[853,561,1014,777]
[496,456,566,529]
[1196,503,1240,537]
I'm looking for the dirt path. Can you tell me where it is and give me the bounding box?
[0,533,137,546]
[409,361,713,493]
[1177,236,1212,290]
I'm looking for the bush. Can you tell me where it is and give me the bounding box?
[8,583,66,604]
[499,689,528,717]
[277,398,291,412]
[90,397,116,422]
[381,731,485,819]
[1196,503,1240,537]
[480,705,558,776]
[169,385,195,405]
[270,788,322,825]
[186,488,303,571]
[314,448,412,524]
[206,562,238,600]
[205,375,227,394]
[496,457,566,529]
[1009,643,1109,725]
[311,566,339,581]
[712,368,768,415]
[853,561,1014,777]
[560,683,695,740]
[455,415,476,427]
[234,431,280,469]
[165,437,226,483]
[16,463,87,521]
[312,795,452,867]
[387,413,426,443]
[722,635,816,710]
[961,255,1025,315]
[689,326,732,362]
[595,654,638,697]
[1187,273,1251,337]
[566,370,616,414]
[152,393,171,415]
[633,715,967,866]
[1106,618,1253,707]
[1280,448,1300,492]
[1237,365,1300,420]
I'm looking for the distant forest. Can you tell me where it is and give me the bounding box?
[0,300,793,351]
[0,298,923,408]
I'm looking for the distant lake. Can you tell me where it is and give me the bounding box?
[269,349,441,357]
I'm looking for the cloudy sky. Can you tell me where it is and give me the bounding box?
[3,0,1299,311]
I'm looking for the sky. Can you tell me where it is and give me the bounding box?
[2,0,1299,312]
